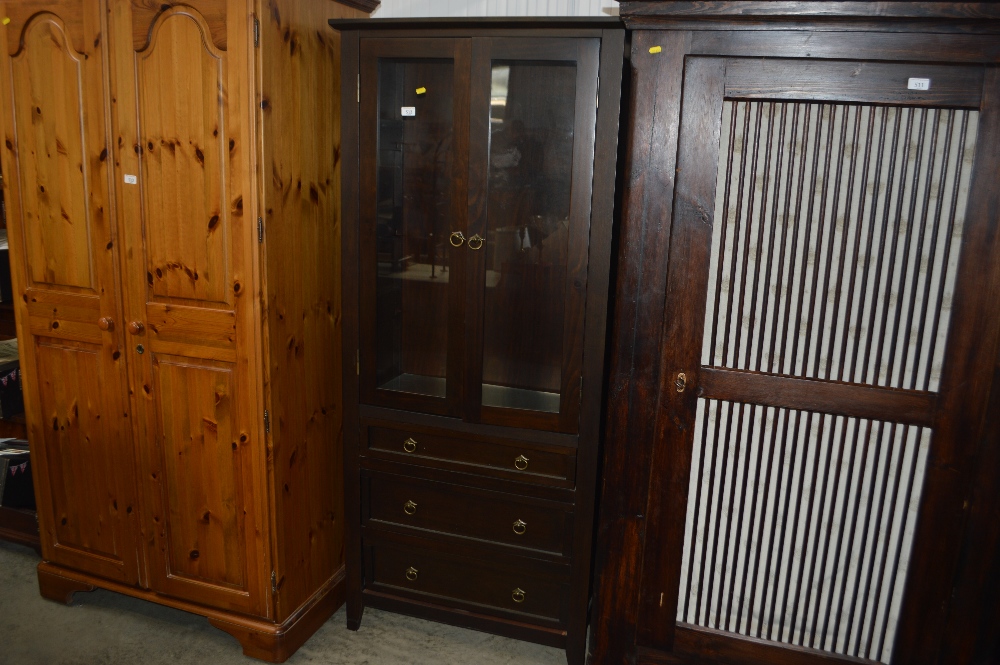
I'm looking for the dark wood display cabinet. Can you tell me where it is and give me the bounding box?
[333,19,624,665]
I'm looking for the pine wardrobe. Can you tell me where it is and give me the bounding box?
[334,19,624,665]
[0,0,364,660]
[592,3,1000,665]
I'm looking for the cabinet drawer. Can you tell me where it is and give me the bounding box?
[365,536,569,624]
[366,424,576,487]
[363,472,574,556]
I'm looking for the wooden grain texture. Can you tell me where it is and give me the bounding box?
[891,66,1000,665]
[257,0,364,624]
[619,1,1000,20]
[671,624,875,665]
[110,0,268,616]
[0,0,141,587]
[698,368,938,428]
[589,30,688,665]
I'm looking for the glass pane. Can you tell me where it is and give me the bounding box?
[481,61,577,413]
[375,59,454,398]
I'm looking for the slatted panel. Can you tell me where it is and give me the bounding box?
[679,400,931,663]
[702,102,978,392]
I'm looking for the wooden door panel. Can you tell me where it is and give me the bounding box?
[153,357,246,591]
[32,341,128,572]
[111,0,266,615]
[10,15,95,291]
[0,0,139,586]
[136,10,231,307]
[636,56,994,665]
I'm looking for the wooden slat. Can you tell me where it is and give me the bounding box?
[699,367,937,427]
[724,60,983,108]
[621,1,1000,20]
[672,624,877,665]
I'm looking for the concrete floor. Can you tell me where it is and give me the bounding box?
[0,540,567,665]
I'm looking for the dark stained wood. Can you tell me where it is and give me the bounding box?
[592,6,1000,665]
[588,30,688,665]
[671,624,876,665]
[699,368,938,428]
[723,59,984,108]
[332,0,381,13]
[340,22,622,665]
[634,54,726,651]
[620,1,1000,20]
[891,66,1000,665]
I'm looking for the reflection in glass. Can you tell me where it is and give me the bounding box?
[482,61,577,413]
[375,59,453,398]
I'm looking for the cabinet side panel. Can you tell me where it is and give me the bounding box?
[259,0,366,622]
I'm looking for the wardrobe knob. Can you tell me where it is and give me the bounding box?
[403,500,417,516]
[512,519,527,535]
[514,454,529,471]
[405,567,418,582]
[512,588,526,603]
[128,321,144,335]
[403,437,418,453]
[98,317,114,331]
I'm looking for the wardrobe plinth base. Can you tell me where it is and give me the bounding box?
[35,561,345,663]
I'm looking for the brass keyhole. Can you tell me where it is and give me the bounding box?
[675,372,687,393]
[403,500,417,516]
[405,567,418,581]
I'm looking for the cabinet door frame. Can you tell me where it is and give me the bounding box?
[464,36,600,436]
[357,37,472,420]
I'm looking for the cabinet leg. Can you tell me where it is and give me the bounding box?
[37,564,96,605]
[346,594,364,631]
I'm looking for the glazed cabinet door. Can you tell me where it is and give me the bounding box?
[108,0,267,615]
[357,38,471,418]
[0,0,140,584]
[465,38,599,434]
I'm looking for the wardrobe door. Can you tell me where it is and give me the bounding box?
[0,0,139,584]
[637,57,999,665]
[109,0,267,614]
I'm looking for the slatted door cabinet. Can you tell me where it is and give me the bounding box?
[0,0,365,660]
[592,3,1000,665]
[334,19,624,665]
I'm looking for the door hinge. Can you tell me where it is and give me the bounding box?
[264,409,270,434]
[257,216,264,243]
[271,570,277,594]
[253,15,259,47]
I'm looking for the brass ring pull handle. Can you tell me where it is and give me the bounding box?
[405,567,418,581]
[449,231,466,247]
[512,519,527,535]
[98,317,114,332]
[514,454,529,471]
[512,588,526,603]
[404,500,418,516]
[403,437,418,453]
[467,234,484,251]
[128,321,144,335]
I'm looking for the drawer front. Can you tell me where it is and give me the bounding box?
[364,472,574,555]
[365,536,569,624]
[366,424,576,487]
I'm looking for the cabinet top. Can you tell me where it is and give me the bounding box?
[328,17,624,32]
[619,1,1000,30]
